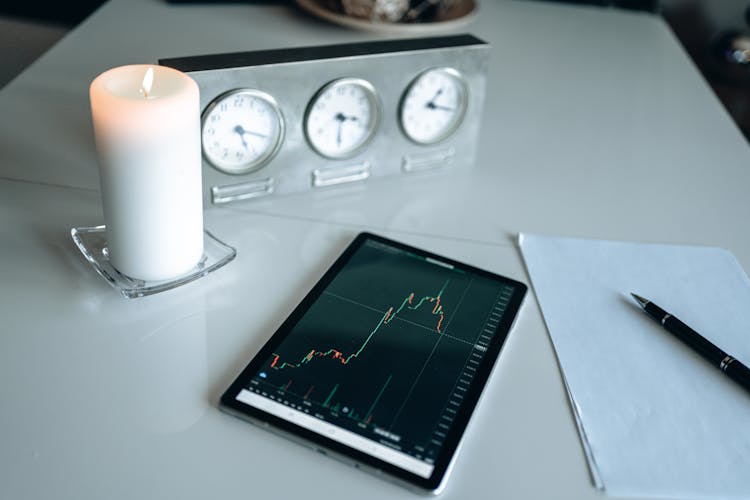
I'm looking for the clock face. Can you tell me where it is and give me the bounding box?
[304,78,381,159]
[399,68,468,145]
[201,89,284,174]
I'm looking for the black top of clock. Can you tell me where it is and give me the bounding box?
[159,34,486,73]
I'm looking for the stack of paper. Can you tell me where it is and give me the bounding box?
[519,234,750,499]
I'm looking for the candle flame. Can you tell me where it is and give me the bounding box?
[141,67,154,99]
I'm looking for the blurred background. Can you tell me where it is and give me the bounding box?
[1,0,747,140]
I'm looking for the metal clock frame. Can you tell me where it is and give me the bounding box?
[161,35,489,206]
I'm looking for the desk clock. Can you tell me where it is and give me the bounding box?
[160,35,489,205]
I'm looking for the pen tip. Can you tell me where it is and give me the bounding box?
[630,293,648,308]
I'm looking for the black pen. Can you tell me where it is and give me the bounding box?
[631,293,750,395]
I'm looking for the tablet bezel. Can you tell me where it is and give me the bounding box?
[221,232,526,492]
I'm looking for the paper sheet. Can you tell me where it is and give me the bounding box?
[519,234,750,499]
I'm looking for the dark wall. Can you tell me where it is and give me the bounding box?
[661,0,750,140]
[0,1,106,26]
[3,0,747,138]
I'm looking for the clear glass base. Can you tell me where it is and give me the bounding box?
[71,225,236,298]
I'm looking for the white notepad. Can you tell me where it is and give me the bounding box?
[519,234,750,499]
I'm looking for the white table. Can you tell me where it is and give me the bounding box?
[1,1,748,499]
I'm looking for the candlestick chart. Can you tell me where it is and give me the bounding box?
[268,279,448,371]
[244,238,518,465]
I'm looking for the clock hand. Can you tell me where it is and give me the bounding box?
[426,102,455,112]
[233,125,249,150]
[336,118,344,146]
[242,130,268,139]
[334,112,360,147]
[234,124,268,140]
[426,87,444,107]
[334,112,359,122]
[426,88,456,112]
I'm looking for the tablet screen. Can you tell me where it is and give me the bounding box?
[222,233,526,491]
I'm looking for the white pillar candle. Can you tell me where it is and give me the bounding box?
[90,65,204,281]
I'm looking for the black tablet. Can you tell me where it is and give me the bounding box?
[221,232,526,493]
